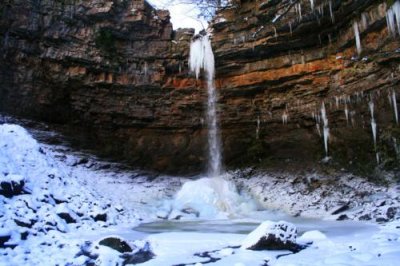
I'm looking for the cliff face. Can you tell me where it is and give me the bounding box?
[1,0,400,176]
[210,0,400,176]
[0,0,206,174]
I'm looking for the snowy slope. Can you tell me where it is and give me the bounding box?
[0,123,182,265]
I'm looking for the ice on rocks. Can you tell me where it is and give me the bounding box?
[171,176,257,219]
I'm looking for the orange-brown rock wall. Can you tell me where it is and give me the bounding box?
[1,0,400,176]
[212,0,400,176]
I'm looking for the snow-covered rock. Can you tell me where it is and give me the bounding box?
[231,169,400,222]
[0,174,26,198]
[0,123,181,265]
[241,221,303,252]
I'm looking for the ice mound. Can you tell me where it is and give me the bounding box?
[170,176,258,219]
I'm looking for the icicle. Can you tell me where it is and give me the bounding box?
[282,111,288,125]
[353,21,362,56]
[189,38,205,79]
[335,96,339,108]
[143,62,148,77]
[256,116,260,139]
[361,13,368,30]
[316,124,321,137]
[318,4,324,17]
[386,1,400,36]
[392,90,399,124]
[297,3,302,21]
[320,102,330,158]
[289,21,293,36]
[329,1,335,23]
[350,111,356,127]
[394,137,400,157]
[344,104,349,124]
[309,0,314,10]
[273,26,278,38]
[376,152,380,164]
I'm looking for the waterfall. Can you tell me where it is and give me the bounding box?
[320,102,330,158]
[189,34,222,177]
[368,101,379,163]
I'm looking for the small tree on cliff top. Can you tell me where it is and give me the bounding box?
[160,0,239,20]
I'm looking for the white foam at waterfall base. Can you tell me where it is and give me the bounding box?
[170,176,258,219]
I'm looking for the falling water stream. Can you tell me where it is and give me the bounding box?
[320,102,330,159]
[164,33,259,219]
[189,34,222,177]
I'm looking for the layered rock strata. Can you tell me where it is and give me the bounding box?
[210,0,400,177]
[1,0,400,176]
[0,0,205,174]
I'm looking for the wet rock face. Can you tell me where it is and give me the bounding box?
[211,0,400,175]
[1,0,400,175]
[0,0,205,174]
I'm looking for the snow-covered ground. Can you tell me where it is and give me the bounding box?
[1,120,399,265]
[232,168,400,221]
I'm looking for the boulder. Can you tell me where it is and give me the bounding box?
[121,242,154,265]
[0,174,26,198]
[386,207,398,220]
[0,234,11,249]
[98,237,154,265]
[98,237,133,253]
[241,221,304,252]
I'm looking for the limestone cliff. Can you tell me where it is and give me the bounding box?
[1,0,400,177]
[0,0,204,174]
[209,0,400,177]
